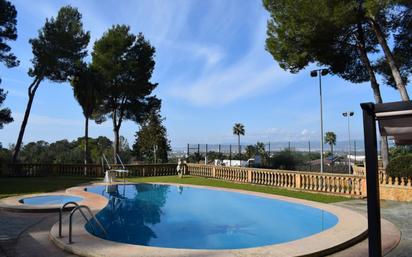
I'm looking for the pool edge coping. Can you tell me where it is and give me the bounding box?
[0,190,108,213]
[48,182,375,257]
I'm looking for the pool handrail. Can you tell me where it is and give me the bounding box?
[102,154,111,170]
[69,205,107,244]
[116,154,125,170]
[59,201,83,238]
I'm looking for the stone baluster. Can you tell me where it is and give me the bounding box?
[353,178,358,195]
[325,176,330,192]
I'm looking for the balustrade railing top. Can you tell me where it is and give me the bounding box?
[5,163,177,177]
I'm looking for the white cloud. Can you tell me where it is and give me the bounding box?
[167,17,296,107]
[190,44,225,68]
[11,112,83,127]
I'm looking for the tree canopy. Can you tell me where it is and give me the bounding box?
[71,64,104,122]
[233,123,245,136]
[92,25,160,161]
[233,123,245,154]
[263,0,410,102]
[263,0,410,168]
[132,110,171,163]
[71,63,105,164]
[376,1,412,88]
[28,6,90,81]
[0,0,18,68]
[325,132,337,146]
[13,5,90,162]
[6,136,131,164]
[0,88,12,128]
[0,0,18,129]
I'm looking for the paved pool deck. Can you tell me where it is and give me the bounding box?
[333,200,412,257]
[0,197,409,256]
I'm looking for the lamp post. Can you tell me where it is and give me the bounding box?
[311,68,329,173]
[342,111,354,174]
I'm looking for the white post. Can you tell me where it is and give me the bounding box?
[348,114,351,174]
[319,72,324,173]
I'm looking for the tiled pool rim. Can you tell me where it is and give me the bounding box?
[0,192,96,213]
[19,195,83,205]
[49,182,373,257]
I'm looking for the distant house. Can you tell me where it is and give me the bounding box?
[214,157,261,167]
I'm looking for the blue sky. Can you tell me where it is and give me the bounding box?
[0,0,407,150]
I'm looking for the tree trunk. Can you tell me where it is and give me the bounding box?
[84,116,89,164]
[12,77,42,163]
[111,110,118,164]
[356,40,383,103]
[381,136,389,168]
[84,116,89,175]
[331,144,334,172]
[356,22,389,168]
[369,19,410,101]
[238,135,241,155]
[358,44,389,167]
[113,128,120,164]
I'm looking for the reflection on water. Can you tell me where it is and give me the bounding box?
[87,184,169,245]
[85,184,339,249]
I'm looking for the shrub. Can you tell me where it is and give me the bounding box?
[0,148,12,176]
[387,154,412,178]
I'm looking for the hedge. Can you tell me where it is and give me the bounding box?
[387,154,412,178]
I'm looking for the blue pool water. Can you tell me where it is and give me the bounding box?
[85,184,338,249]
[20,195,83,205]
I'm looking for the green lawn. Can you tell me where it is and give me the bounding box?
[126,176,350,203]
[0,175,350,203]
[0,176,98,199]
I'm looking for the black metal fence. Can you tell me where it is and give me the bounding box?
[185,141,365,173]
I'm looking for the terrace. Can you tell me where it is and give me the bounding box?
[0,157,410,256]
[1,1,412,256]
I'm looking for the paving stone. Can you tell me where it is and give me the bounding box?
[334,199,412,257]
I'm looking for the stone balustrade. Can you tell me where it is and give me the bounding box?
[6,163,177,177]
[110,164,177,177]
[379,173,412,201]
[6,163,103,177]
[186,164,367,197]
[186,164,412,201]
[5,162,412,201]
[186,164,214,177]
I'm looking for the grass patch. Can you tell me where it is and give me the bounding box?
[0,176,98,199]
[126,176,350,203]
[0,175,350,203]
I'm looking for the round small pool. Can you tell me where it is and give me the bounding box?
[20,195,83,205]
[85,184,338,250]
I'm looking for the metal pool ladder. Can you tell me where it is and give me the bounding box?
[101,154,129,184]
[59,202,107,244]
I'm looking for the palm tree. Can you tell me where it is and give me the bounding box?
[324,132,337,168]
[233,123,245,155]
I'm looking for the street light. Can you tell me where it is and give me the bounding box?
[342,111,354,174]
[311,68,329,173]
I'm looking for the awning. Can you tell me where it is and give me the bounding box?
[362,101,412,145]
[360,100,412,257]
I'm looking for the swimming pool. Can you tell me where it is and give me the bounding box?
[84,184,338,250]
[20,195,83,205]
